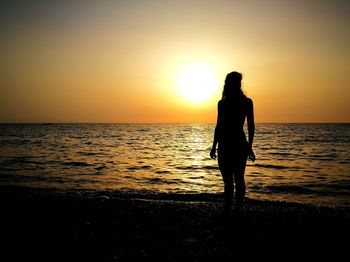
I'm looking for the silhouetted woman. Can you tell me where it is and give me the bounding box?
[210,71,255,211]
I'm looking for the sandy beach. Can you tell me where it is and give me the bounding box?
[1,186,349,261]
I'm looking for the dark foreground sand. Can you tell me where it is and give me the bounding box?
[1,186,349,262]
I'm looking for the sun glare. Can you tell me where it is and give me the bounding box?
[176,63,219,103]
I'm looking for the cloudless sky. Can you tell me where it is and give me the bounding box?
[1,0,349,123]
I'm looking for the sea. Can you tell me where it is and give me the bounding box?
[0,123,349,207]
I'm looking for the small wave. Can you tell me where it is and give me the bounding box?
[309,153,338,158]
[274,175,286,180]
[325,180,350,191]
[251,163,290,170]
[175,165,218,170]
[95,165,106,171]
[144,177,179,185]
[203,165,219,170]
[127,165,152,171]
[94,171,106,176]
[261,183,350,197]
[188,175,205,179]
[122,175,139,180]
[3,158,46,165]
[264,185,316,194]
[62,161,92,167]
[269,152,295,156]
[155,170,171,174]
[137,128,150,132]
[77,151,100,156]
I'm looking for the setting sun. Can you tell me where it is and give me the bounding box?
[176,63,220,103]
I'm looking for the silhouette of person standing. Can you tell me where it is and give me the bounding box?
[210,71,255,212]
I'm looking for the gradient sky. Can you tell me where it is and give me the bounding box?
[1,0,349,123]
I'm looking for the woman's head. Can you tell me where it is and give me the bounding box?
[222,71,244,99]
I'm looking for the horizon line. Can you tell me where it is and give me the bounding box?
[0,122,349,125]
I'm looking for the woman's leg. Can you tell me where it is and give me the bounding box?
[233,156,247,209]
[222,170,233,207]
[218,153,234,209]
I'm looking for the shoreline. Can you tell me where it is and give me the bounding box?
[1,184,348,209]
[1,186,349,261]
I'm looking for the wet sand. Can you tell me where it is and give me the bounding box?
[1,186,349,261]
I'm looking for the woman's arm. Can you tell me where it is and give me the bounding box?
[210,126,219,159]
[247,98,255,161]
[210,101,222,159]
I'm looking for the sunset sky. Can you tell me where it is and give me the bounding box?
[1,0,349,123]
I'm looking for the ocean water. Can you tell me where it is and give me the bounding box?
[0,123,349,207]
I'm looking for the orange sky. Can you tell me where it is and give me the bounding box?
[1,0,349,123]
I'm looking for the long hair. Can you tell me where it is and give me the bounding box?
[222,71,245,100]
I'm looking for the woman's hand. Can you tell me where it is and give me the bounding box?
[210,148,217,159]
[248,148,256,162]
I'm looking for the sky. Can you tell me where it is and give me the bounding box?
[1,0,349,123]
